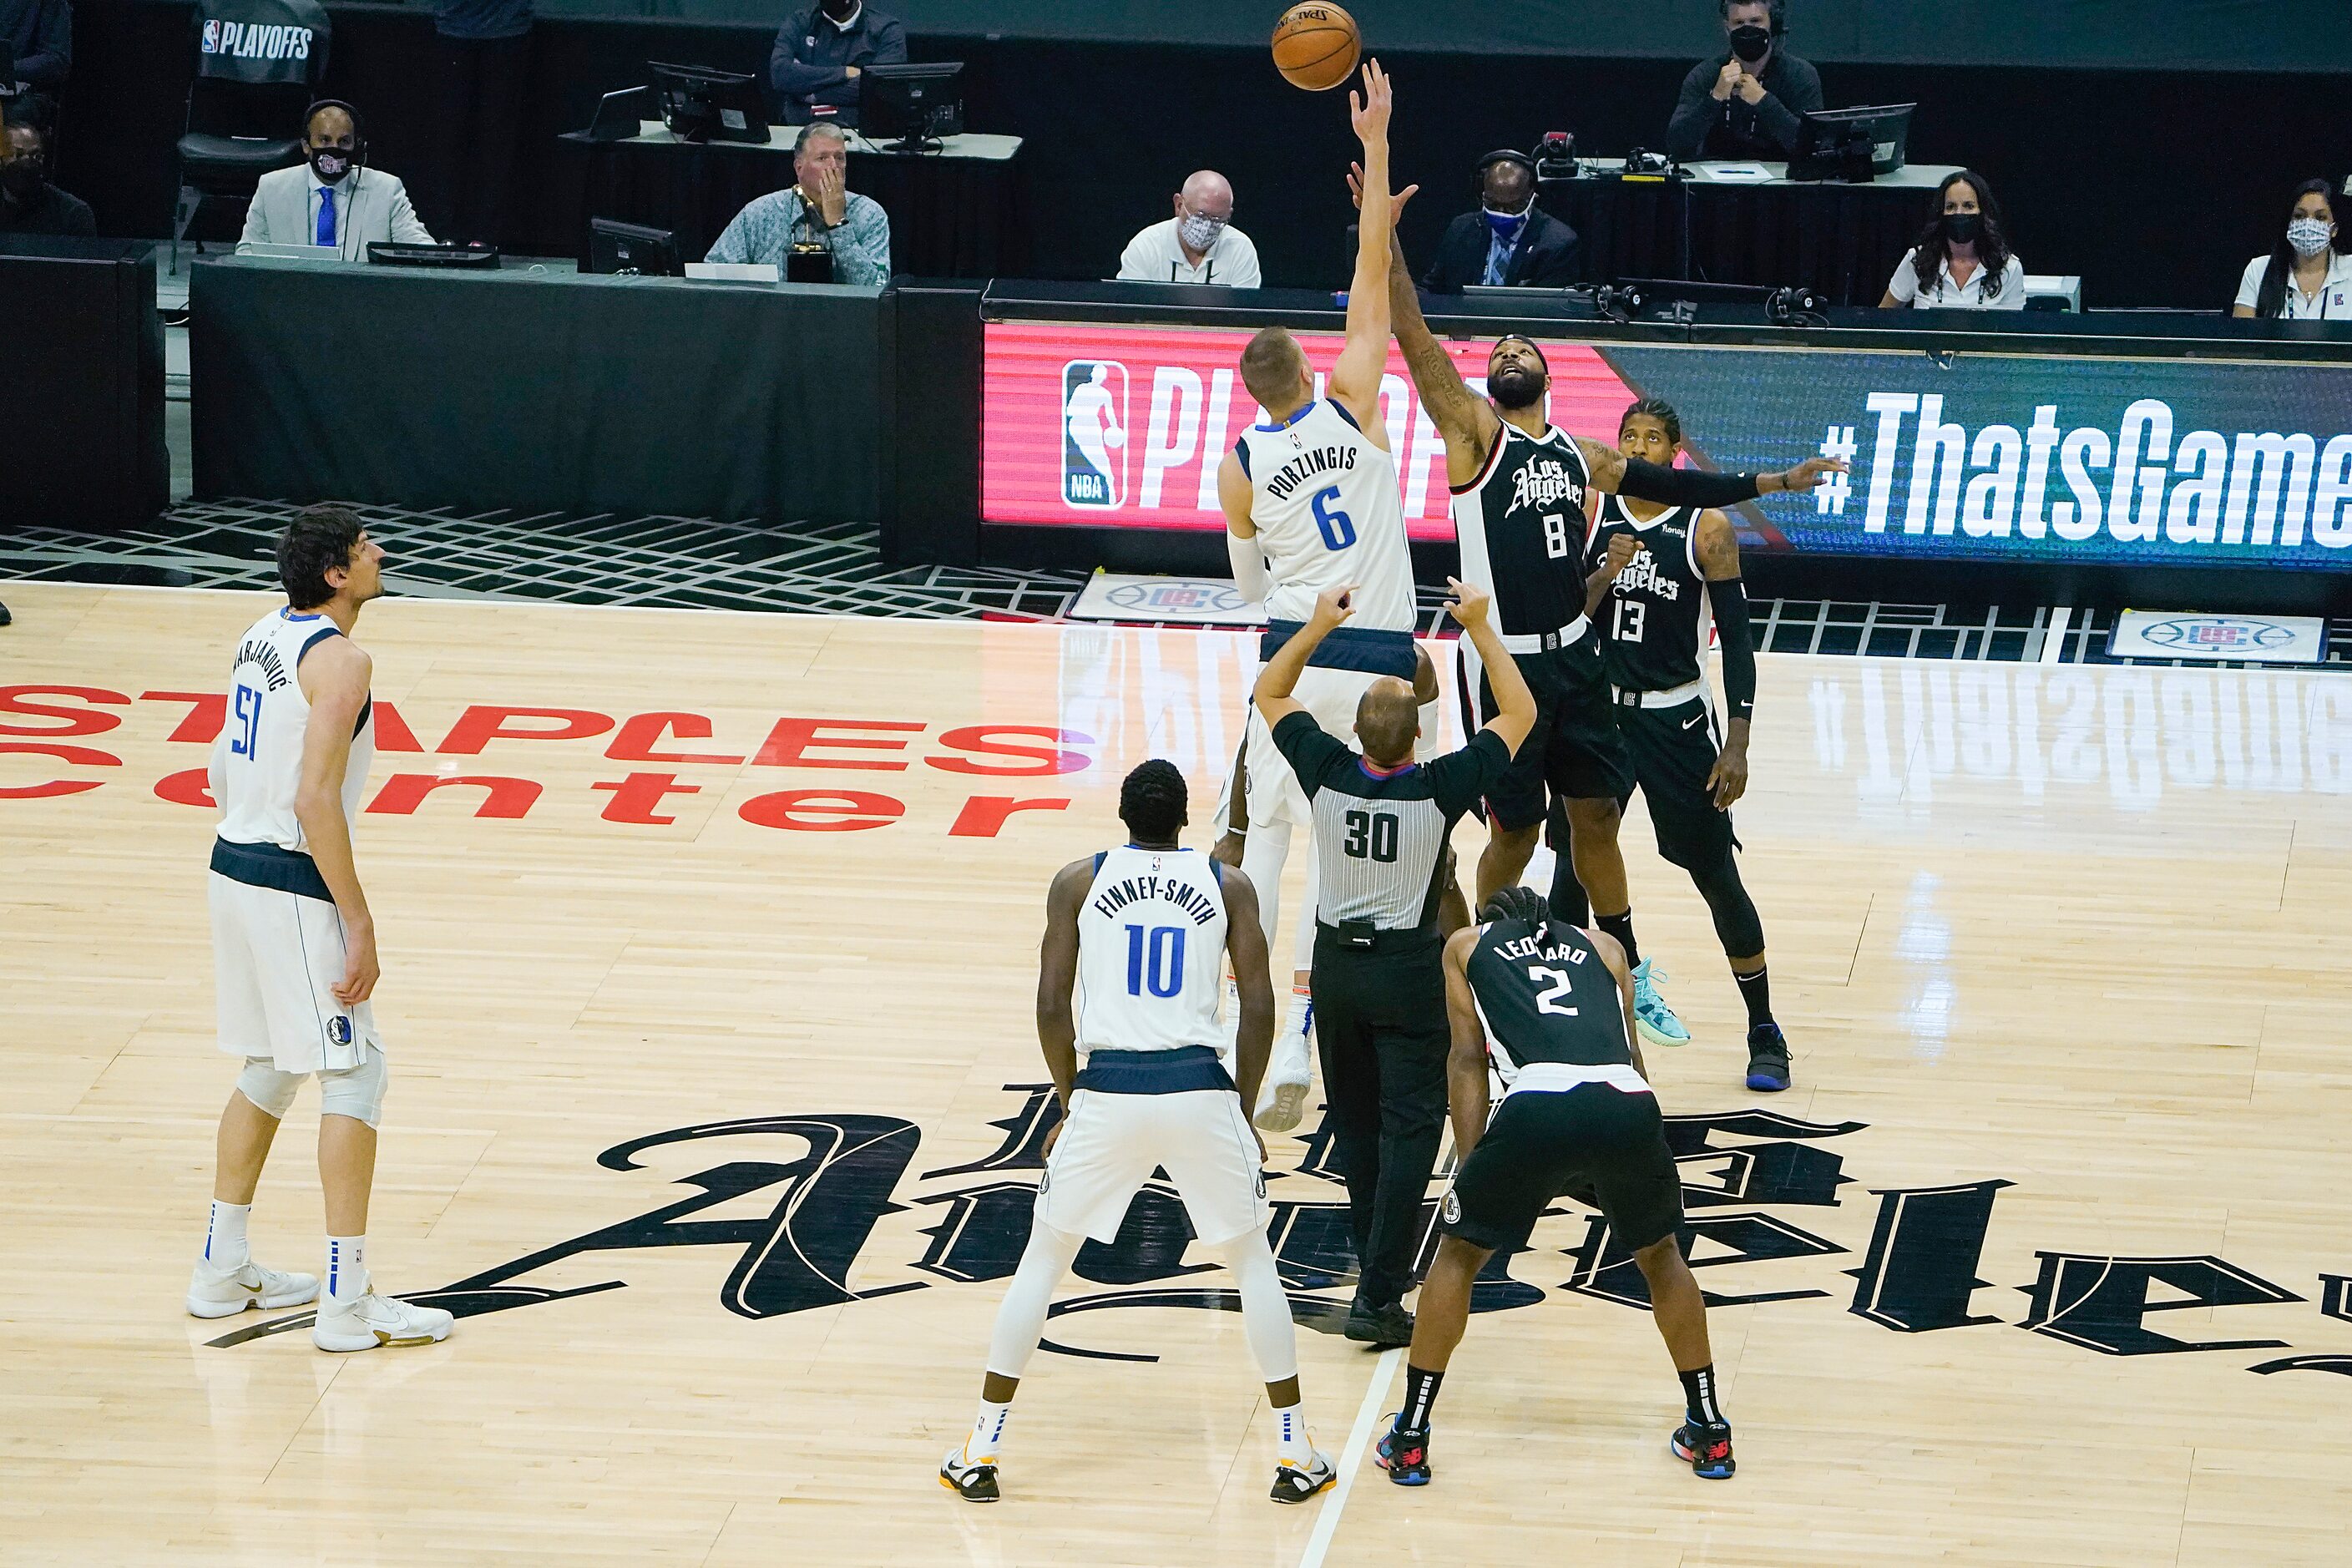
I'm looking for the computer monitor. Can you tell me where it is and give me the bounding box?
[589,219,680,277]
[863,62,964,153]
[584,84,656,143]
[650,61,770,146]
[1788,103,1915,183]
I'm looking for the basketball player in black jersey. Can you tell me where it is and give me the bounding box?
[1582,397,1791,1091]
[1353,167,1841,1056]
[1373,887,1736,1486]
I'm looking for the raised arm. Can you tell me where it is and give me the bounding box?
[1446,578,1536,756]
[1328,59,1396,437]
[1579,433,1845,508]
[1034,857,1093,1123]
[1366,179,1500,486]
[1441,928,1493,1157]
[293,637,377,1007]
[1253,584,1356,731]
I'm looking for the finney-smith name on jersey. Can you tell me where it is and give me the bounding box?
[1089,872,1222,926]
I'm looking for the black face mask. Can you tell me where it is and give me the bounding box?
[0,159,46,200]
[1942,211,1983,245]
[1488,363,1548,411]
[1728,25,1773,63]
[309,146,354,184]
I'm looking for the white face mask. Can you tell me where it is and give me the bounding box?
[1178,213,1227,253]
[2288,218,2334,259]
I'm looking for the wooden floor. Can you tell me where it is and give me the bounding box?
[5,580,2351,1566]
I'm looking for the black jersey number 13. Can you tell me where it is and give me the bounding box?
[1343,808,1399,862]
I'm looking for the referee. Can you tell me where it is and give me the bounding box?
[1253,578,1536,1345]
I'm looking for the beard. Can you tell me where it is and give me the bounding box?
[1489,366,1547,410]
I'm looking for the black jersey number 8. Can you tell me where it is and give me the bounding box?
[1543,513,1571,559]
[1343,808,1399,862]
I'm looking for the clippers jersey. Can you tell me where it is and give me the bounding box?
[1073,847,1229,1055]
[1232,398,1415,633]
[215,606,375,852]
[1465,917,1636,1088]
[1452,422,1596,642]
[1591,494,1711,692]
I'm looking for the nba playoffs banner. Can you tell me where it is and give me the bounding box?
[983,320,2352,571]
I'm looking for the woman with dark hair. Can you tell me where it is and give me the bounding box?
[2233,180,2352,321]
[1879,169,2024,311]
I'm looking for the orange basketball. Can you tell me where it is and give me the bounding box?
[1272,3,1361,92]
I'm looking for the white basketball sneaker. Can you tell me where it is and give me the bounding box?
[185,1258,320,1318]
[1253,999,1316,1134]
[311,1284,456,1353]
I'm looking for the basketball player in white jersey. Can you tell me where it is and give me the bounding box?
[1215,58,1424,1136]
[942,761,1334,1506]
[186,505,454,1353]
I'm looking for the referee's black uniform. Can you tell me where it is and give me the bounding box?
[1270,710,1509,1318]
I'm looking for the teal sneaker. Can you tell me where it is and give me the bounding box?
[1631,959,1690,1048]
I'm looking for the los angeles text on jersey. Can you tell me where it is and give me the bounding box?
[1262,443,1359,502]
[1850,392,2352,550]
[1088,873,1221,925]
[1509,455,1586,514]
[1610,551,1685,602]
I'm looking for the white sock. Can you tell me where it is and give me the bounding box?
[325,1235,367,1307]
[202,1200,251,1271]
[1282,984,1313,1039]
[964,1399,1013,1463]
[1272,1401,1313,1465]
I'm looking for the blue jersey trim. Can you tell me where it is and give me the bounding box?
[1260,620,1419,678]
[1253,401,1316,432]
[1074,1044,1236,1095]
[1233,438,1252,479]
[1327,398,1362,432]
[296,625,341,665]
[210,837,334,903]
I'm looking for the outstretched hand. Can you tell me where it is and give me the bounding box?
[1346,162,1419,224]
[1773,454,1848,493]
[1308,584,1359,631]
[1348,58,1393,144]
[1444,575,1493,630]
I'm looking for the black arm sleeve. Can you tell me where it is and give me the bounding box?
[1666,59,1720,161]
[1708,577,1757,721]
[1616,457,1761,509]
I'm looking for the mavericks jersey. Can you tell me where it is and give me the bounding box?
[1591,494,1711,692]
[1074,846,1228,1055]
[1233,399,1414,633]
[1452,423,1595,643]
[215,606,374,852]
[1465,916,1641,1090]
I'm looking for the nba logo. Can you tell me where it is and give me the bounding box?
[201,19,220,50]
[1061,360,1129,509]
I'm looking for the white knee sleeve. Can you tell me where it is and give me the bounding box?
[984,1218,1087,1380]
[235,1058,303,1119]
[1239,820,1292,957]
[316,1045,388,1129]
[1216,1231,1300,1384]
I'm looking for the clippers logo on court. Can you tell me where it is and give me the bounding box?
[1062,360,1130,509]
[202,1088,2352,1387]
[2137,615,2298,651]
[1102,579,1248,616]
[199,20,315,59]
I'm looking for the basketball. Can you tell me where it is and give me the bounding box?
[1271,3,1361,91]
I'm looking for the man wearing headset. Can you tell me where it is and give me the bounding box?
[1667,0,1823,164]
[239,101,437,260]
[1419,149,1578,296]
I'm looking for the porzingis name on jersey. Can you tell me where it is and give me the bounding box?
[1263,443,1359,501]
[1089,873,1221,925]
[232,637,295,692]
[1509,456,1584,514]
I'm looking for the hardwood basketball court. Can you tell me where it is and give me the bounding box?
[3,580,2349,1565]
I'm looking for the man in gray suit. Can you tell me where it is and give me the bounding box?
[239,102,435,260]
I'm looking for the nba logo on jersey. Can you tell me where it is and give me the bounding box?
[1061,360,1129,509]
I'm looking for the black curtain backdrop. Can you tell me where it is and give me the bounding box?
[54,0,2352,308]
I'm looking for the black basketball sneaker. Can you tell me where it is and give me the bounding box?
[1375,1417,1431,1485]
[1671,1419,1737,1479]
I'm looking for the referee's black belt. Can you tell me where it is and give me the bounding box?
[1314,920,1441,954]
[1074,1044,1236,1095]
[1261,620,1418,679]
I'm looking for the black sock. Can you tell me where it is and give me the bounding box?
[1734,964,1773,1030]
[1400,1363,1445,1432]
[1596,910,1639,969]
[1678,1364,1724,1427]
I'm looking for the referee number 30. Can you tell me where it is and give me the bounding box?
[1342,808,1398,862]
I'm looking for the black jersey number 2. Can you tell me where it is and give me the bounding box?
[1343,808,1399,862]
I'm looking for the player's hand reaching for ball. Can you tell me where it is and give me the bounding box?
[1348,58,1392,144]
[333,918,380,1007]
[1308,584,1359,630]
[1346,161,1419,225]
[1766,454,1848,493]
[1444,576,1493,629]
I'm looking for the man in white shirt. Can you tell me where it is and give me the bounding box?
[1117,169,1262,287]
[238,102,436,260]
